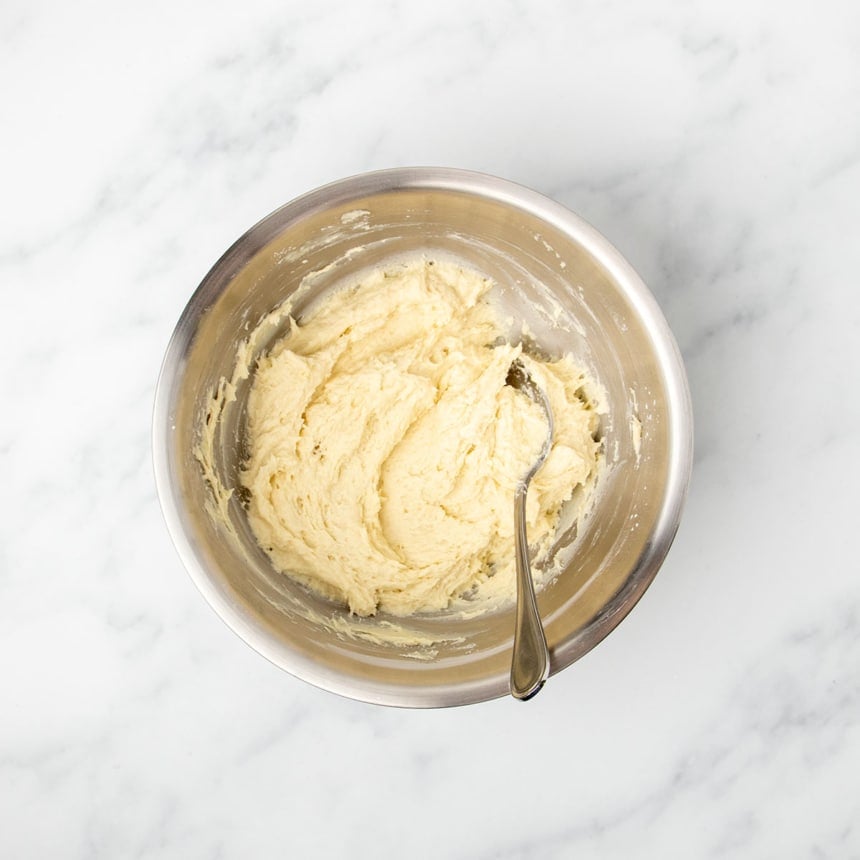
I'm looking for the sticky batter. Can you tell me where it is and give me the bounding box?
[241,257,600,617]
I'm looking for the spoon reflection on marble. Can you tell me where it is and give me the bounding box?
[505,359,553,701]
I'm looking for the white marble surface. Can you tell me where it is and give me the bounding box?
[3,0,859,856]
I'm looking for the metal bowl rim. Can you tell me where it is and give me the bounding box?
[152,166,693,708]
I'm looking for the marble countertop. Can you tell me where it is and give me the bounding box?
[3,0,859,856]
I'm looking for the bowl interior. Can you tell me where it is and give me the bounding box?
[156,170,691,706]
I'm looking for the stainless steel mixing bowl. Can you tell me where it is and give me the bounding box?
[153,167,693,707]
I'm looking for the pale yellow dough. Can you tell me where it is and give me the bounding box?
[241,258,600,617]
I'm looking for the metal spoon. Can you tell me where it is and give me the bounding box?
[505,359,554,701]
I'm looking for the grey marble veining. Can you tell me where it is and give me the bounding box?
[2,0,859,857]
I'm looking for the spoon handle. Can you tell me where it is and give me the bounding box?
[510,485,550,700]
